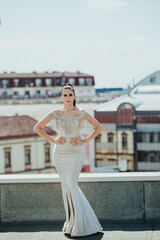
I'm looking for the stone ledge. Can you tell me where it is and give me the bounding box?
[0,172,160,184]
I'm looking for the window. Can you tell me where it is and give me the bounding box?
[137,132,143,142]
[44,144,50,162]
[13,79,20,87]
[25,79,33,86]
[150,76,156,83]
[95,134,101,142]
[45,78,52,86]
[68,78,75,85]
[143,133,147,143]
[56,79,60,85]
[108,133,114,142]
[25,91,30,97]
[4,148,11,167]
[138,151,147,162]
[35,79,42,87]
[61,77,66,85]
[118,103,133,109]
[36,90,41,97]
[86,78,92,85]
[149,132,154,143]
[149,153,155,162]
[56,78,65,86]
[79,78,85,86]
[122,132,128,149]
[24,146,31,165]
[2,79,9,88]
[158,133,160,142]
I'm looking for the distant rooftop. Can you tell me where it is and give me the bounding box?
[0,115,56,139]
[0,71,93,78]
[95,71,160,112]
[94,86,160,112]
[133,85,160,94]
[95,88,124,93]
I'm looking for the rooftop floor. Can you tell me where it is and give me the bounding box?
[0,223,160,240]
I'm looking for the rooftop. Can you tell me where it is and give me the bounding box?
[0,115,56,139]
[94,87,160,112]
[0,71,93,78]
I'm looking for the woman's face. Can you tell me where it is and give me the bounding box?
[61,88,76,106]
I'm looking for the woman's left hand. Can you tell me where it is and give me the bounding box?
[69,135,84,146]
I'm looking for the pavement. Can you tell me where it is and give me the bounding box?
[0,223,160,240]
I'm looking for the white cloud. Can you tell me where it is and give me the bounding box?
[88,0,129,12]
[0,38,110,51]
[129,35,147,44]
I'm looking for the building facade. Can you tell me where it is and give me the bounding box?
[0,114,57,174]
[94,71,160,172]
[0,71,95,101]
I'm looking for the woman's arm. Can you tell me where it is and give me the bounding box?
[82,112,103,144]
[33,112,56,144]
[70,112,103,146]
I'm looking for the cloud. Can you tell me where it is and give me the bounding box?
[88,0,129,12]
[129,35,147,44]
[0,38,110,51]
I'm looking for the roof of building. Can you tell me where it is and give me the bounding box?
[0,71,93,78]
[95,88,124,93]
[0,114,56,139]
[133,70,160,88]
[94,84,160,112]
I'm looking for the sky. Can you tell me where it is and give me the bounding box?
[0,0,160,88]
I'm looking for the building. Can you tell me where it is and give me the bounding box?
[94,71,160,172]
[0,71,95,101]
[95,87,126,101]
[0,114,57,174]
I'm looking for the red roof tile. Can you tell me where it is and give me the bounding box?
[0,71,93,78]
[0,114,56,139]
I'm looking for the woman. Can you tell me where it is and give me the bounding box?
[33,83,103,237]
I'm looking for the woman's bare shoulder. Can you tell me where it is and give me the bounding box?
[51,109,61,116]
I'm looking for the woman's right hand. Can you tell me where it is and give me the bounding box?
[54,136,67,145]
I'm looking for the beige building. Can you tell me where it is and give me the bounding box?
[0,114,57,174]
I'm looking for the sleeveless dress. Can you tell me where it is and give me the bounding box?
[49,109,103,237]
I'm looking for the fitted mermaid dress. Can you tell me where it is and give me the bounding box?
[49,109,103,237]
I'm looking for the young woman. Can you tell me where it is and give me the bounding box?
[33,83,103,237]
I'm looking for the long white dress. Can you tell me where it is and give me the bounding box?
[49,109,103,237]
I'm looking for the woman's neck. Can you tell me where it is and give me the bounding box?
[63,105,76,112]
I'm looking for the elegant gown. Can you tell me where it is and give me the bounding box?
[49,109,103,237]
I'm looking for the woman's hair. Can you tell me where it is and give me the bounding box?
[61,83,76,107]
